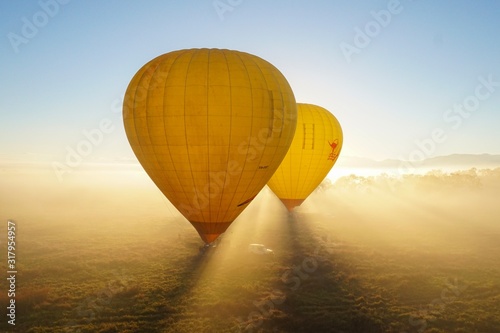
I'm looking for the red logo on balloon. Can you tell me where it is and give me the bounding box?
[328,139,339,161]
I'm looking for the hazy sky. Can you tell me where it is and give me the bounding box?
[1,0,499,165]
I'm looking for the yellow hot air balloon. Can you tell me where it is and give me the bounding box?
[123,48,297,243]
[267,103,343,211]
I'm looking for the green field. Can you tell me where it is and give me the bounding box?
[1,167,499,332]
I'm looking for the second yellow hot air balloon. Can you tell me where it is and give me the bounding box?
[267,103,343,211]
[123,48,297,243]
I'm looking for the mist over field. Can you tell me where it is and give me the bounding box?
[1,165,499,332]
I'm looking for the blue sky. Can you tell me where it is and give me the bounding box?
[1,0,499,165]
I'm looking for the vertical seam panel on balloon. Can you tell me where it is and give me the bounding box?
[131,59,163,192]
[239,54,274,205]
[274,102,295,200]
[316,109,328,194]
[314,110,327,194]
[214,49,233,224]
[298,105,318,198]
[283,94,298,200]
[162,51,193,214]
[316,108,327,194]
[206,49,212,232]
[306,108,319,197]
[240,54,284,202]
[183,50,206,223]
[162,51,189,215]
[148,57,178,202]
[312,123,315,149]
[220,51,254,222]
[268,90,275,137]
[295,104,308,198]
[146,60,166,196]
[284,107,299,199]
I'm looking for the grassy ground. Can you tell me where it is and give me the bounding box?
[0,167,499,332]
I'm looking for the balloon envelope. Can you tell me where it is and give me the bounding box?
[267,103,343,211]
[123,48,297,243]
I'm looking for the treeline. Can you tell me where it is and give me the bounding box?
[320,167,500,194]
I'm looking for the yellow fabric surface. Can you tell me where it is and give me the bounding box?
[267,103,343,210]
[123,48,297,243]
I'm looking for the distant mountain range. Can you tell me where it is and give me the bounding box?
[335,154,500,169]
